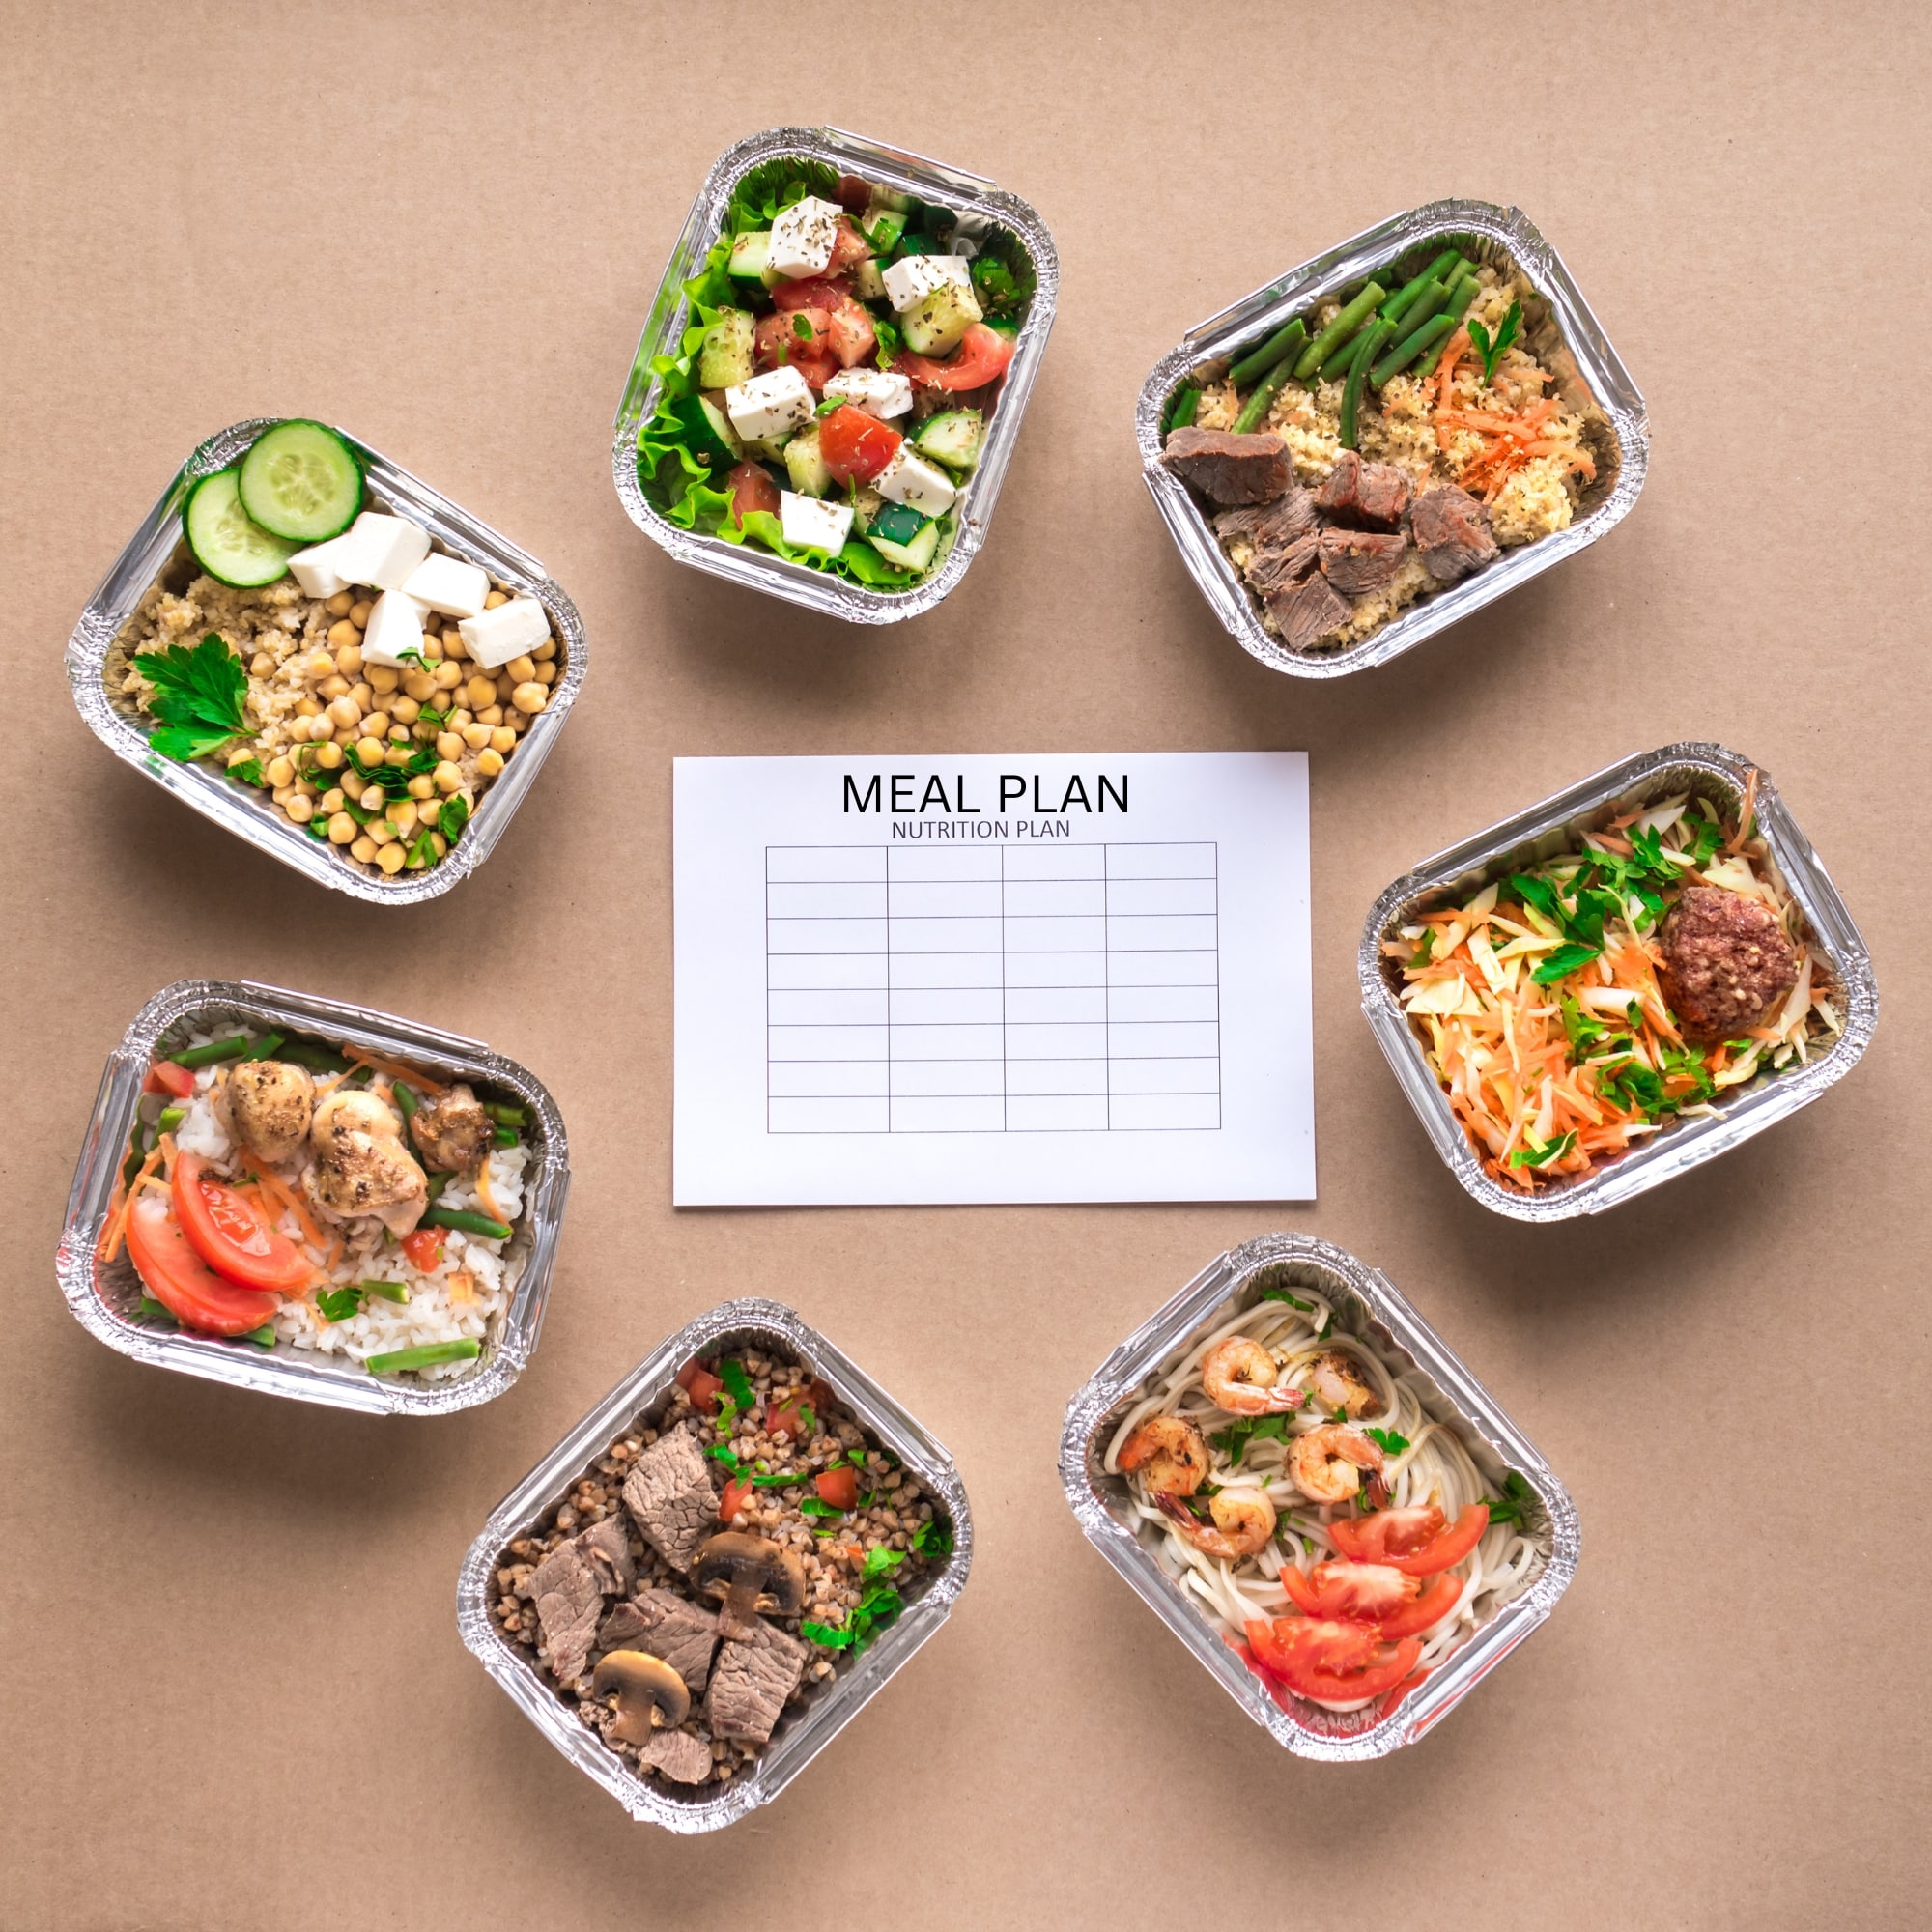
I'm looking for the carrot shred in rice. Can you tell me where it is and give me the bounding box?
[249,1165,336,1272]
[447,1270,475,1306]
[346,1047,446,1094]
[472,1158,504,1225]
[98,1145,165,1263]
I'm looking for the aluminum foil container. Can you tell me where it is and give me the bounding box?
[1060,1234,1577,1760]
[56,977,570,1414]
[1361,742,1878,1219]
[65,418,587,903]
[611,126,1058,624]
[1137,199,1647,678]
[459,1297,972,1831]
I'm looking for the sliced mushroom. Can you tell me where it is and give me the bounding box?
[219,1060,315,1165]
[690,1532,808,1640]
[590,1650,690,1745]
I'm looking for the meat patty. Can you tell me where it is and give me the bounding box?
[1657,886,1800,1044]
[1410,484,1499,582]
[1266,571,1351,651]
[1161,426,1291,505]
[1316,449,1411,528]
[1318,526,1409,596]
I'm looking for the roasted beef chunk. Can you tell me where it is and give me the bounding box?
[1266,571,1351,651]
[597,1589,722,1695]
[1318,526,1409,596]
[1316,450,1411,528]
[1410,484,1500,582]
[1657,886,1800,1044]
[621,1428,717,1575]
[1161,426,1291,505]
[703,1618,809,1745]
[529,1517,636,1686]
[639,1729,714,1784]
[1217,490,1321,596]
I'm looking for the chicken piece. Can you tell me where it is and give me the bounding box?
[217,1060,315,1166]
[410,1081,494,1173]
[307,1089,429,1236]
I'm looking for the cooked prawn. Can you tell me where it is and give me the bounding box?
[1118,1415,1210,1497]
[1201,1337,1303,1416]
[1288,1424,1385,1504]
[1305,1349,1380,1420]
[1157,1488,1277,1560]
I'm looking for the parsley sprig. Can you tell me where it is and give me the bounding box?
[1481,1469,1536,1527]
[1363,1425,1411,1457]
[1210,1414,1292,1467]
[139,633,251,763]
[801,1548,905,1653]
[1466,300,1521,384]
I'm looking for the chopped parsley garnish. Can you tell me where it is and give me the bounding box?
[872,314,901,370]
[910,1518,953,1558]
[796,1402,817,1438]
[315,1286,365,1322]
[1411,926,1435,966]
[1210,1414,1291,1467]
[1257,1284,1314,1313]
[230,757,265,787]
[718,1358,755,1411]
[438,793,469,844]
[969,255,1019,314]
[751,1469,799,1488]
[799,1496,844,1518]
[1481,1469,1535,1527]
[1466,300,1520,384]
[802,1572,904,1653]
[1363,1426,1410,1456]
[139,633,250,762]
[1687,814,1724,867]
[861,1546,904,1583]
[791,312,813,340]
[1508,1130,1577,1170]
[1316,1314,1334,1341]
[705,1444,741,1473]
[815,396,844,418]
[1531,941,1605,986]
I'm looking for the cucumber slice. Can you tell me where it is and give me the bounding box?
[183,469,298,587]
[850,259,887,304]
[783,425,831,497]
[867,518,941,573]
[913,409,985,475]
[698,309,755,389]
[669,395,741,468]
[861,209,906,253]
[868,502,926,548]
[902,281,982,356]
[727,231,781,289]
[237,420,362,542]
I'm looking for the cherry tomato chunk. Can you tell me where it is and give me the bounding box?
[724,461,781,525]
[402,1228,444,1273]
[146,1060,195,1099]
[814,1466,860,1511]
[719,1474,753,1521]
[895,323,1014,393]
[818,405,902,485]
[677,1358,725,1409]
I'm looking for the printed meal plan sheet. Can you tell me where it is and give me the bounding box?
[672,753,1314,1206]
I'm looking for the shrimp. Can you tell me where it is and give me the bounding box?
[1157,1488,1277,1559]
[1201,1337,1303,1416]
[1118,1415,1210,1496]
[1287,1424,1385,1504]
[1306,1349,1380,1420]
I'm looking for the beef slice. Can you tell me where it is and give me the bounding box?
[530,1520,633,1687]
[1265,571,1351,651]
[597,1588,722,1695]
[1318,526,1409,596]
[1315,449,1412,528]
[639,1729,715,1785]
[703,1618,809,1745]
[1161,427,1291,505]
[622,1427,716,1574]
[1410,484,1500,582]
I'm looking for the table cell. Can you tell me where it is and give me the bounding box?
[767,845,887,883]
[1107,1056,1220,1096]
[768,952,888,991]
[1105,876,1216,917]
[768,917,888,954]
[1109,1093,1221,1130]
[1106,914,1219,952]
[1000,844,1106,881]
[885,845,1004,881]
[1006,1058,1108,1096]
[1002,877,1105,917]
[768,880,889,919]
[888,878,1004,918]
[768,1061,890,1098]
[767,988,890,1027]
[1107,983,1218,1024]
[890,1060,1006,1097]
[1004,985,1107,1025]
[1105,949,1219,988]
[1103,842,1217,880]
[891,1094,1007,1132]
[768,1096,890,1133]
[888,1022,1006,1061]
[1004,952,1108,989]
[892,986,1004,1026]
[1007,1021,1109,1060]
[1005,914,1108,952]
[1109,1020,1222,1059]
[889,952,1006,990]
[1007,1094,1110,1131]
[766,1025,888,1062]
[890,915,1005,953]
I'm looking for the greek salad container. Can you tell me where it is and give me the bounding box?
[1060,1234,1577,1760]
[1361,743,1878,1219]
[56,978,570,1414]
[65,418,587,903]
[1137,199,1647,678]
[611,126,1058,623]
[459,1298,973,1831]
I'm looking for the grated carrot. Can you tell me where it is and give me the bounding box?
[347,1047,446,1094]
[98,1145,165,1264]
[447,1270,475,1306]
[249,1165,335,1271]
[472,1157,504,1225]
[1723,768,1760,857]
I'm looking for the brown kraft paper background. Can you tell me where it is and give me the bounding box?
[3,2,1927,1925]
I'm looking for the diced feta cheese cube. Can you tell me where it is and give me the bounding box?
[345,512,432,591]
[767,196,845,279]
[780,490,854,556]
[874,445,958,517]
[880,254,974,314]
[822,368,914,420]
[287,532,357,599]
[358,589,428,669]
[401,552,490,619]
[724,367,815,443]
[458,595,552,670]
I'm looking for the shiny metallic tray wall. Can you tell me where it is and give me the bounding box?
[1060,1234,1577,1760]
[458,1297,973,1832]
[66,418,587,903]
[56,978,570,1414]
[611,125,1058,624]
[1360,742,1879,1219]
[1136,199,1647,679]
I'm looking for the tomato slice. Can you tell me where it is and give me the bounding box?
[827,220,872,271]
[1277,1562,1461,1638]
[771,274,851,313]
[834,174,871,211]
[827,300,877,369]
[814,1466,859,1510]
[819,405,902,485]
[676,1358,725,1409]
[1247,1618,1421,1705]
[724,460,781,525]
[1372,1575,1463,1639]
[402,1227,444,1272]
[171,1151,313,1293]
[1329,1504,1443,1561]
[895,322,1014,393]
[146,1060,195,1099]
[719,1474,753,1521]
[125,1192,281,1337]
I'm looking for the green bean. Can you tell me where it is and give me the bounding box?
[493,1126,519,1149]
[1371,312,1456,386]
[392,1080,420,1124]
[1340,320,1395,449]
[425,1205,512,1240]
[1319,322,1378,384]
[136,1296,177,1326]
[172,1035,252,1069]
[366,1337,482,1376]
[486,1104,526,1127]
[157,1104,185,1134]
[1389,276,1449,342]
[279,1039,350,1074]
[1381,248,1462,328]
[244,1322,276,1350]
[1293,281,1385,380]
[1228,316,1308,391]
[121,1127,149,1186]
[1166,384,1200,433]
[241,1031,286,1061]
[1414,272,1481,380]
[424,1170,451,1204]
[356,1279,412,1304]
[1232,357,1293,435]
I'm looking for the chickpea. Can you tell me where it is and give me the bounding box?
[271,785,295,808]
[366,664,400,695]
[532,638,557,662]
[434,659,463,690]
[285,795,314,825]
[390,696,421,724]
[387,798,419,833]
[318,787,346,814]
[355,736,385,766]
[305,650,336,680]
[327,811,356,845]
[349,680,373,709]
[402,669,437,703]
[511,682,547,715]
[490,725,517,754]
[407,774,435,800]
[421,639,443,663]
[433,759,463,793]
[502,709,527,733]
[296,696,325,718]
[349,601,373,629]
[326,590,354,617]
[478,704,503,726]
[359,784,384,812]
[461,722,491,750]
[265,754,296,788]
[429,832,449,860]
[441,630,468,660]
[327,619,360,651]
[312,739,344,769]
[377,843,408,876]
[435,731,464,762]
[384,745,412,768]
[476,747,505,778]
[367,711,396,739]
[464,675,497,711]
[249,650,274,679]
[367,817,396,847]
[504,654,537,685]
[484,590,508,610]
[388,724,412,743]
[284,716,312,744]
[334,642,364,677]
[319,673,350,701]
[327,696,361,732]
[495,672,519,702]
[534,661,557,686]
[294,774,320,797]
[350,835,377,864]
[449,708,472,729]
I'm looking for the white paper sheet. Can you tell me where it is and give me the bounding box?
[673,753,1314,1205]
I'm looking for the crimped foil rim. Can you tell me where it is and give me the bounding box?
[610,125,1059,626]
[457,1296,973,1831]
[1135,198,1649,679]
[1357,741,1880,1219]
[1059,1233,1578,1760]
[65,418,587,903]
[56,977,570,1414]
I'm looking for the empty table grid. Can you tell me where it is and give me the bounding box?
[765,843,1221,1133]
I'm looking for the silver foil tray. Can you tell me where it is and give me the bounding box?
[611,125,1058,624]
[458,1297,973,1831]
[1360,741,1878,1218]
[1060,1234,1578,1760]
[1137,199,1647,678]
[66,418,587,902]
[56,978,570,1413]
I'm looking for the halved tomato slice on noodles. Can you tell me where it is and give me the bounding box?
[125,1193,282,1338]
[172,1151,313,1293]
[1246,1617,1421,1705]
[1330,1504,1490,1577]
